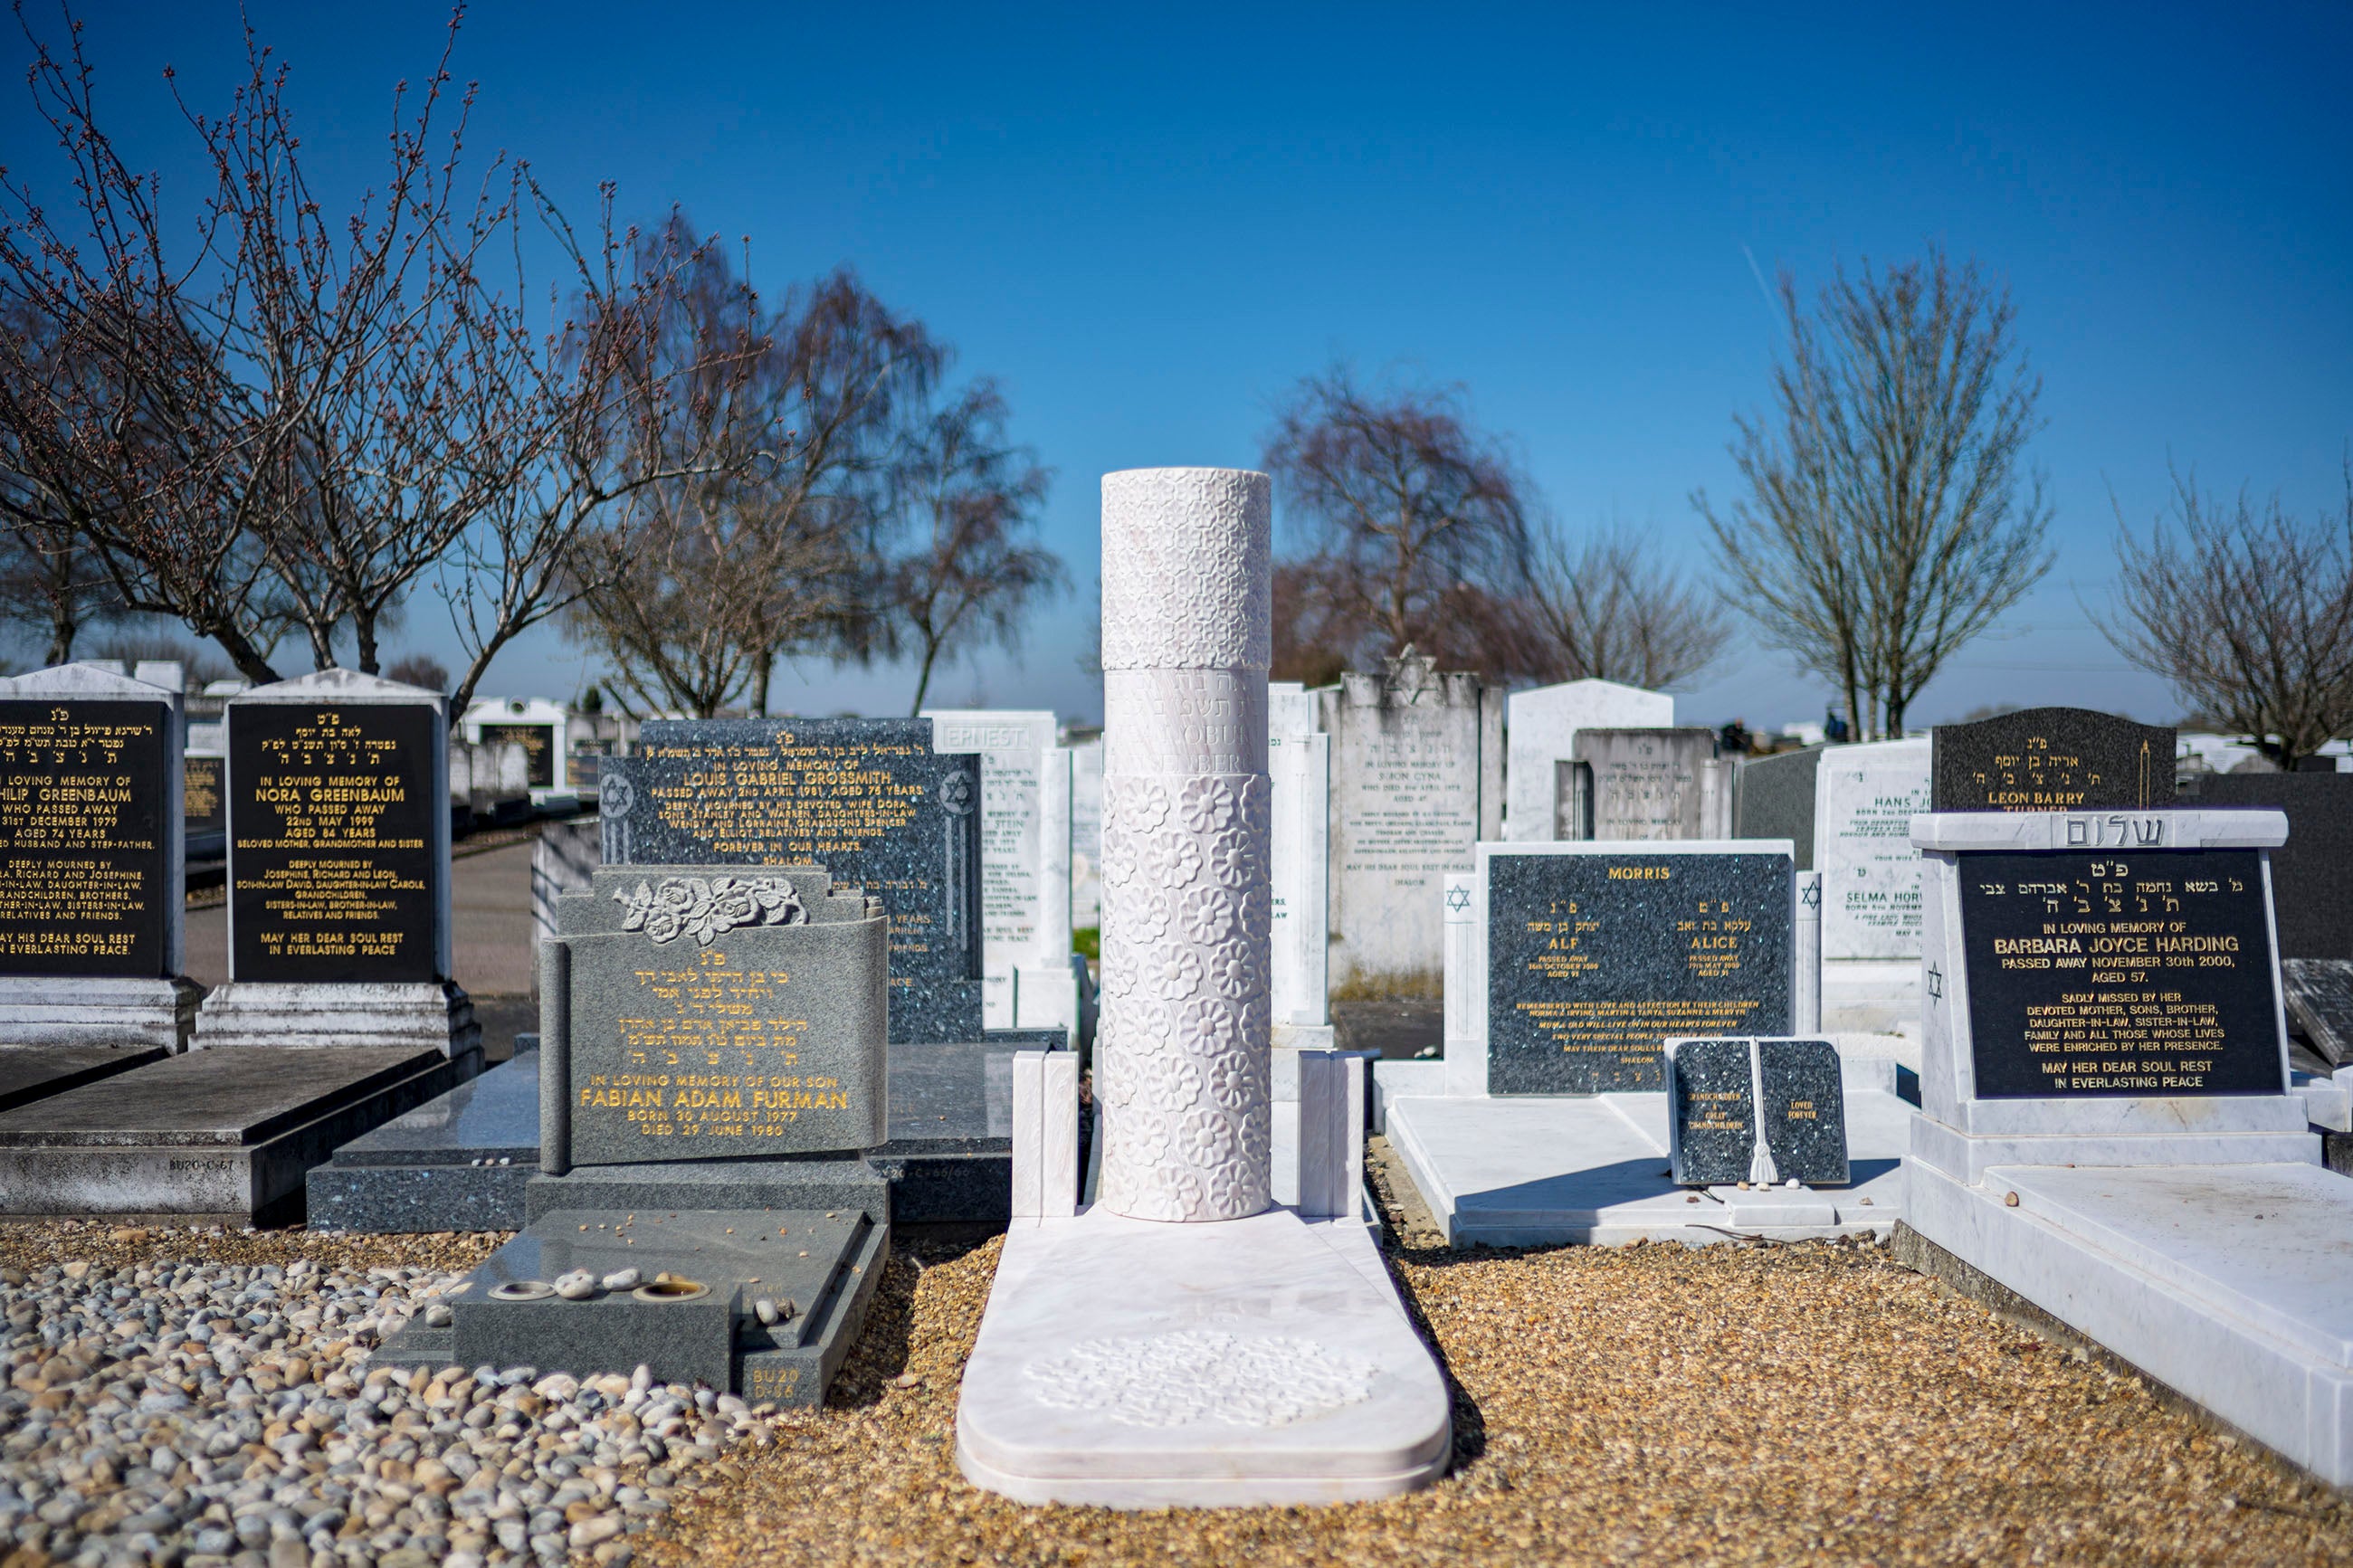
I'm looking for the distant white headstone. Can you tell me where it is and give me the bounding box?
[924,708,1072,1032]
[1813,739,1932,961]
[1504,679,1673,841]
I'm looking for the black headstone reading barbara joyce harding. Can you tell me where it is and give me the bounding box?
[597,717,986,1044]
[1930,707,2176,813]
[230,703,439,983]
[1957,849,2285,1098]
[1485,850,1794,1095]
[0,698,171,976]
[1665,1037,1849,1187]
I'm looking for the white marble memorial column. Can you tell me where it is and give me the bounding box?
[1096,469,1272,1221]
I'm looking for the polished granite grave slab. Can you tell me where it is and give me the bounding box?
[0,1042,168,1114]
[375,1207,887,1405]
[310,1039,1067,1231]
[0,1046,469,1218]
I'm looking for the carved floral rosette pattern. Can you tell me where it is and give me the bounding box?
[1096,772,1272,1221]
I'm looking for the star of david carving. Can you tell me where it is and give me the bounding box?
[1925,963,1945,1001]
[1444,885,1472,914]
[1801,880,1821,909]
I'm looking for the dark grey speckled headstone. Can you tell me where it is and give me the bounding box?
[1485,849,1793,1095]
[2282,958,2353,1069]
[597,717,986,1043]
[1735,747,1822,870]
[2177,771,2353,961]
[1931,707,2174,813]
[541,864,888,1170]
[1665,1036,1848,1186]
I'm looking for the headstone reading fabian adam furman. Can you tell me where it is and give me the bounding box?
[0,662,198,1051]
[1930,707,2176,813]
[1483,844,1795,1095]
[1664,1036,1848,1187]
[194,669,479,1055]
[393,861,892,1404]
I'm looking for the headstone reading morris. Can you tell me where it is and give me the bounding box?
[1664,1036,1848,1187]
[1482,843,1796,1094]
[1323,649,1503,993]
[1560,727,1729,841]
[1930,707,2175,813]
[0,662,197,1050]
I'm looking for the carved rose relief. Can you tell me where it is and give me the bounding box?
[613,876,807,946]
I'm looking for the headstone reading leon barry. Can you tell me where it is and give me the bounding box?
[1930,707,2175,813]
[1483,844,1795,1095]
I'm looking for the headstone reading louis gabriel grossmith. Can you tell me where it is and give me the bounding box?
[193,670,480,1057]
[0,662,199,1051]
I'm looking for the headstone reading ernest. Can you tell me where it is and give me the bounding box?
[1664,1036,1848,1187]
[0,662,196,1050]
[1482,843,1796,1095]
[1930,707,2176,813]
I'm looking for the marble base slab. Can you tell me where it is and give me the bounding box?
[956,1205,1451,1506]
[0,1042,169,1114]
[1819,959,1919,1035]
[0,1046,470,1217]
[193,980,482,1059]
[1383,1088,1912,1247]
[1910,1108,2320,1184]
[1905,1156,2353,1487]
[0,977,203,1053]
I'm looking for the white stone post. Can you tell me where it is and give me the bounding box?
[1096,468,1272,1221]
[1795,869,1823,1035]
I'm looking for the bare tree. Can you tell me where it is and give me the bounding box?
[1519,524,1729,689]
[1695,251,2053,738]
[875,379,1060,714]
[1262,365,1540,680]
[2096,462,2353,768]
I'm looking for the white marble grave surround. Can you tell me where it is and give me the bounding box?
[1503,679,1672,841]
[1814,739,1931,961]
[1909,809,2312,1177]
[196,670,479,1059]
[924,709,1073,1032]
[1383,1079,1910,1247]
[1095,468,1274,1222]
[1909,1158,2353,1487]
[0,663,199,1050]
[1011,1050,1080,1220]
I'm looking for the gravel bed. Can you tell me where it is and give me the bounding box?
[637,1232,2353,1567]
[0,1222,773,1568]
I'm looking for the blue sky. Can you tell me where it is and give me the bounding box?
[10,3,2348,727]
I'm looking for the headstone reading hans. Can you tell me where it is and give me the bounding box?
[596,717,993,1044]
[414,862,891,1405]
[1323,648,1503,993]
[1481,843,1796,1094]
[1814,739,1932,961]
[1930,707,2176,813]
[1559,727,1729,841]
[1664,1036,1848,1187]
[0,662,197,1051]
[196,669,479,1055]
